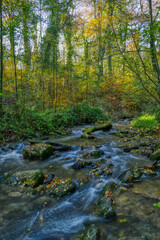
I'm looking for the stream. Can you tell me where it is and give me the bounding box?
[0,121,160,240]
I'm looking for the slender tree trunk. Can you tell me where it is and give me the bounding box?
[0,0,3,113]
[148,0,160,84]
[11,12,18,101]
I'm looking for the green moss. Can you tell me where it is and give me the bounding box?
[23,144,53,160]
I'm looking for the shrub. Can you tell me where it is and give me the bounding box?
[0,102,108,140]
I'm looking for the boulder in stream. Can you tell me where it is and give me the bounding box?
[23,144,53,160]
[96,181,117,219]
[37,178,76,198]
[91,150,104,158]
[150,149,160,161]
[2,170,43,186]
[72,159,92,170]
[81,224,100,240]
[120,168,143,184]
[81,122,112,139]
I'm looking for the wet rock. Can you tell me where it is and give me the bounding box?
[83,122,112,136]
[37,178,76,198]
[2,147,8,152]
[142,168,157,177]
[81,133,95,139]
[54,145,72,152]
[132,168,143,181]
[91,150,104,158]
[150,149,160,161]
[28,139,42,145]
[8,192,22,197]
[120,168,143,183]
[35,196,54,207]
[2,170,43,186]
[45,141,72,151]
[120,171,134,183]
[32,171,45,188]
[140,149,152,157]
[96,198,116,219]
[81,224,100,240]
[72,159,92,170]
[103,181,117,193]
[44,174,55,184]
[23,144,53,160]
[96,182,117,219]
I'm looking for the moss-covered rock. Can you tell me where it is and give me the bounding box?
[1,170,42,186]
[81,224,100,240]
[81,133,95,139]
[91,150,104,158]
[37,178,76,198]
[96,198,116,219]
[150,149,160,161]
[23,144,53,160]
[132,168,143,181]
[120,171,134,183]
[83,122,112,136]
[96,181,117,219]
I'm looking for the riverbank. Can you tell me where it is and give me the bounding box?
[0,102,109,144]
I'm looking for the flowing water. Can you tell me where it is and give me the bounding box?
[0,122,160,240]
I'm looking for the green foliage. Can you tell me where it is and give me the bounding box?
[132,114,159,130]
[0,102,108,140]
[153,202,160,208]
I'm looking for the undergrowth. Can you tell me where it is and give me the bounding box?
[132,114,159,130]
[0,102,109,140]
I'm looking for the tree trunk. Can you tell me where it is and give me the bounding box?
[148,0,160,86]
[0,0,3,113]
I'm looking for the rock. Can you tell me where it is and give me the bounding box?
[81,224,100,240]
[8,192,22,197]
[83,122,112,136]
[32,171,45,188]
[96,181,117,219]
[2,170,41,186]
[37,178,76,198]
[72,159,92,170]
[142,168,157,177]
[28,139,42,145]
[132,168,143,181]
[140,149,152,157]
[120,171,134,183]
[45,141,72,151]
[44,174,55,184]
[91,150,104,158]
[53,145,72,152]
[23,144,53,160]
[81,134,95,139]
[103,181,117,193]
[96,198,116,219]
[150,149,160,161]
[2,147,8,152]
[35,196,53,207]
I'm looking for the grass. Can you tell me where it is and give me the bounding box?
[132,114,159,130]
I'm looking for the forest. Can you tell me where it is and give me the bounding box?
[0,0,160,240]
[0,0,159,138]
